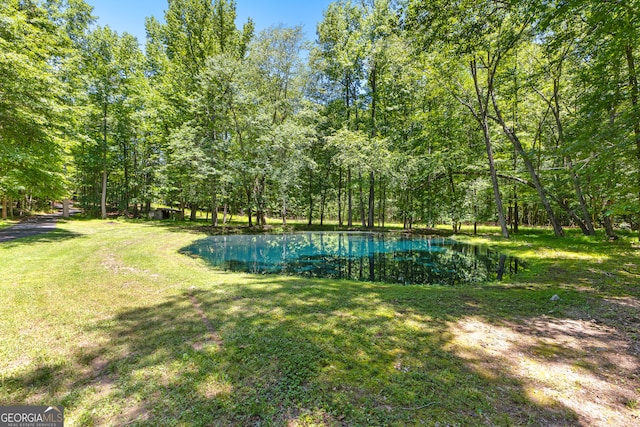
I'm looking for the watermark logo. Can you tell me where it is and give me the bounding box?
[0,406,63,427]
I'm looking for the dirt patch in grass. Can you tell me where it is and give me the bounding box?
[100,249,141,275]
[446,315,640,426]
[110,404,150,426]
[188,288,223,350]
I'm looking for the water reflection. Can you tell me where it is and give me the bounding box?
[182,232,522,286]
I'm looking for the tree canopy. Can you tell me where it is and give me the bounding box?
[2,0,639,239]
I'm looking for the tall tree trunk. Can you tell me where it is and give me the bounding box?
[381,181,386,228]
[602,198,618,240]
[345,73,351,128]
[222,186,228,224]
[625,44,640,241]
[246,186,252,226]
[448,168,458,231]
[123,141,129,216]
[550,76,593,234]
[368,63,377,229]
[483,120,509,238]
[473,187,478,235]
[132,148,138,218]
[320,186,326,226]
[370,62,377,134]
[556,199,591,235]
[1,196,6,220]
[338,167,343,226]
[347,167,353,227]
[359,172,365,227]
[603,161,618,240]
[403,191,408,229]
[101,101,108,220]
[308,169,313,226]
[211,190,218,226]
[567,156,594,234]
[513,191,519,233]
[320,167,330,226]
[512,145,519,233]
[282,196,287,226]
[603,213,617,240]
[378,177,383,227]
[490,92,564,237]
[541,74,595,236]
[254,179,261,226]
[143,168,151,216]
[367,171,374,228]
[469,59,509,238]
[190,203,197,221]
[408,191,413,229]
[256,176,267,226]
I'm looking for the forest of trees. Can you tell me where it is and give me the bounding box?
[2,0,640,240]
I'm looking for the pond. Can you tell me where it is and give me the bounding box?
[181,232,523,286]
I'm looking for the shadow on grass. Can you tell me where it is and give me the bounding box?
[453,228,640,299]
[0,229,83,248]
[9,275,637,425]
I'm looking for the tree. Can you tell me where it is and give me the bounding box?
[408,0,569,237]
[407,1,511,237]
[146,0,253,221]
[546,0,640,239]
[4,0,638,236]
[0,0,92,216]
[79,26,144,218]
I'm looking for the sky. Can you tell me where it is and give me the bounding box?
[87,0,334,46]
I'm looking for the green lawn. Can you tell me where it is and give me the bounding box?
[0,219,17,229]
[1,219,638,426]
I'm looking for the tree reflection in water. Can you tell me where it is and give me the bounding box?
[182,232,522,286]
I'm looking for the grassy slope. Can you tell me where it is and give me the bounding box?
[0,219,638,426]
